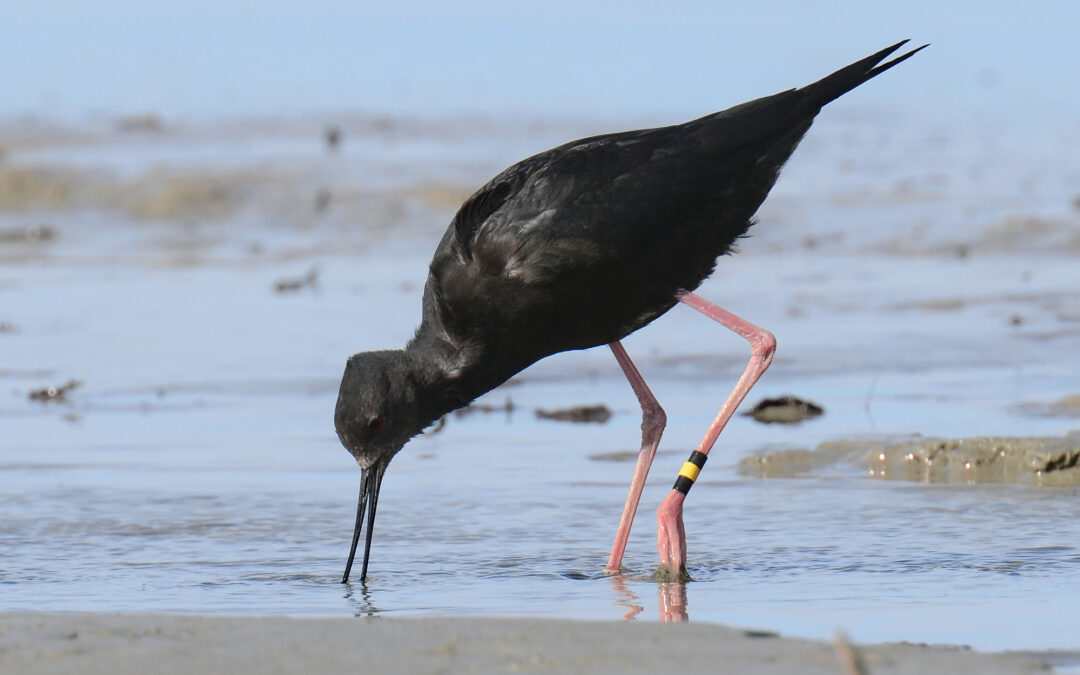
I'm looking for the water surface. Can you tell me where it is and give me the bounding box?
[3,44,1080,653]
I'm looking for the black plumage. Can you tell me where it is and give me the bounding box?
[335,40,926,583]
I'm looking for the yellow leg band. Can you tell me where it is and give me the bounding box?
[678,461,701,482]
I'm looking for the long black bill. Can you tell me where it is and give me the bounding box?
[342,462,386,584]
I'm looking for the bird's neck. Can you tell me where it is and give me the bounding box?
[404,329,510,419]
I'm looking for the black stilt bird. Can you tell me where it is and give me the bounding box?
[335,41,926,583]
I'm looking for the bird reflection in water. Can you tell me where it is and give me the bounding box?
[343,579,379,618]
[657,582,689,623]
[609,574,688,623]
[609,573,645,620]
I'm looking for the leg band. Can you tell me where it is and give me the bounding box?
[672,450,708,494]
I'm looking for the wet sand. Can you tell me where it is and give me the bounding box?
[0,613,1056,674]
[739,432,1080,484]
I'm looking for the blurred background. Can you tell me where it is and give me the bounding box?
[2,0,1079,653]
[3,0,1079,123]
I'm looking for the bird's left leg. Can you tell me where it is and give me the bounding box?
[605,340,667,574]
[656,289,776,581]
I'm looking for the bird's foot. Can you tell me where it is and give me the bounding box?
[653,563,690,583]
[655,489,690,582]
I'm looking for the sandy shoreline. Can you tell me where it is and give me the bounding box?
[0,613,1061,674]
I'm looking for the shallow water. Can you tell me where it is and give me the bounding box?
[2,108,1080,656]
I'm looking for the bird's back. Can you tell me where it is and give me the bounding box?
[413,41,925,392]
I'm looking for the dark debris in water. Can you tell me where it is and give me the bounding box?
[273,267,318,293]
[28,379,82,403]
[0,223,56,243]
[744,395,824,424]
[115,113,164,133]
[324,125,342,151]
[1013,394,1080,419]
[425,397,515,435]
[588,448,680,462]
[535,404,611,424]
[588,450,641,463]
[454,397,515,419]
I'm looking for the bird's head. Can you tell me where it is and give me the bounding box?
[333,349,445,584]
[334,350,428,469]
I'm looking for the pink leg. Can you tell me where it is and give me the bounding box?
[605,340,667,573]
[657,289,776,581]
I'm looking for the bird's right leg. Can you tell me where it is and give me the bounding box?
[604,340,667,574]
[656,290,776,582]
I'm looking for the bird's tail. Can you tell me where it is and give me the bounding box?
[802,40,928,109]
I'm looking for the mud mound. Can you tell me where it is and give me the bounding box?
[740,433,1080,485]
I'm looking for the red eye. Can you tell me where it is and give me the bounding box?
[368,416,385,433]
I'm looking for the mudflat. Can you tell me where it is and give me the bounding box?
[0,613,1055,675]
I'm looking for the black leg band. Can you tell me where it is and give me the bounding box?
[672,450,709,494]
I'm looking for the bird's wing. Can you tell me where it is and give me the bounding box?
[448,128,674,258]
[446,40,928,267]
[450,171,529,262]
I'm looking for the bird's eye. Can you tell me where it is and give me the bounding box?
[368,416,385,433]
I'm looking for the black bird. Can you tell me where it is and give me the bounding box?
[335,41,926,584]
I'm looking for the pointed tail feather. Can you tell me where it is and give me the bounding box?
[803,40,929,109]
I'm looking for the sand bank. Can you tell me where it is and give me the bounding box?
[739,433,1080,485]
[0,613,1055,674]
